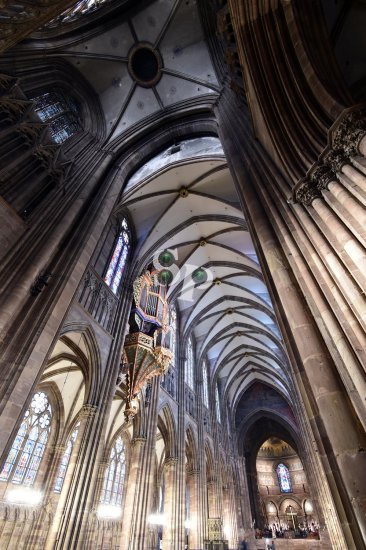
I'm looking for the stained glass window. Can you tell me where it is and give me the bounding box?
[31,90,81,144]
[202,361,209,408]
[276,463,292,493]
[54,422,80,494]
[215,384,221,424]
[46,0,113,27]
[100,436,126,506]
[169,306,177,367]
[104,218,130,294]
[0,391,52,485]
[185,338,194,389]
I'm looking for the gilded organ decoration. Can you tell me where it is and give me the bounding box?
[122,269,172,419]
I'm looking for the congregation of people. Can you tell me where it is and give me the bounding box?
[255,521,320,540]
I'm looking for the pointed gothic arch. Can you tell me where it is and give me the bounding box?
[157,404,178,460]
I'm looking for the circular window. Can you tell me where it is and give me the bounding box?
[128,43,162,87]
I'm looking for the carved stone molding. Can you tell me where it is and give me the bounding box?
[310,165,335,192]
[164,456,178,468]
[53,444,67,454]
[294,107,366,205]
[0,0,80,54]
[186,467,200,476]
[294,179,321,206]
[132,436,147,447]
[331,108,366,157]
[323,149,348,174]
[208,517,223,541]
[80,404,98,418]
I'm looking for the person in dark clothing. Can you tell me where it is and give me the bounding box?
[239,539,248,550]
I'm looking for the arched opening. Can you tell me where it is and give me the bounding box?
[256,437,320,540]
[239,413,320,543]
[185,427,199,550]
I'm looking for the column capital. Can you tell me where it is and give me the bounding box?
[80,404,98,418]
[132,436,147,447]
[323,149,348,174]
[207,476,217,485]
[331,108,366,157]
[52,444,66,454]
[164,456,178,468]
[294,178,322,206]
[310,164,336,191]
[186,467,200,476]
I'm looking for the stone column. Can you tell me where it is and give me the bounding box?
[119,436,147,550]
[50,404,99,550]
[187,469,200,549]
[119,376,160,550]
[196,369,208,549]
[215,90,366,549]
[236,456,253,541]
[221,476,238,548]
[162,457,178,550]
[0,151,114,456]
[207,478,218,520]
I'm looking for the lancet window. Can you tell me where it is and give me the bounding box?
[169,306,177,367]
[277,463,292,493]
[202,361,209,408]
[54,421,80,493]
[0,391,52,485]
[31,89,81,144]
[185,337,194,389]
[215,384,221,424]
[104,218,130,294]
[100,436,126,506]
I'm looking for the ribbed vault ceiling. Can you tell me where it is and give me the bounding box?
[39,0,219,144]
[28,0,293,413]
[120,137,291,411]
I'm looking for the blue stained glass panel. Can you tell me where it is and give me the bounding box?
[104,220,130,294]
[277,463,292,493]
[32,91,80,144]
[185,338,194,388]
[202,361,209,408]
[0,391,52,485]
[100,436,126,506]
[0,462,12,481]
[54,422,80,494]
